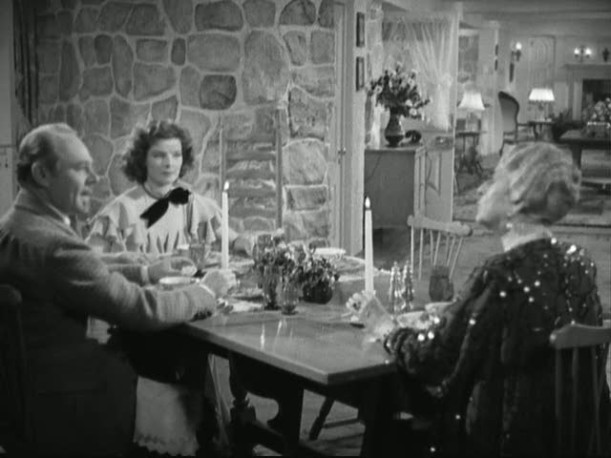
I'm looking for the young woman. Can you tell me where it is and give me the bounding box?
[87,119,251,256]
[86,120,244,456]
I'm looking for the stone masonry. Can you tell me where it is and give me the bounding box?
[35,0,336,245]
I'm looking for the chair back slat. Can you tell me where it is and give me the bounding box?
[0,284,33,448]
[449,237,465,279]
[590,347,601,452]
[570,348,579,453]
[549,322,611,456]
[407,215,473,283]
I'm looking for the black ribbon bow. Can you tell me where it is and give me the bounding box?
[140,187,191,228]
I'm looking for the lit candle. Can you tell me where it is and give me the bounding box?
[364,197,374,293]
[221,181,229,269]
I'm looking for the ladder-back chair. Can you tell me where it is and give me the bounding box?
[0,284,34,455]
[549,321,611,456]
[407,215,473,282]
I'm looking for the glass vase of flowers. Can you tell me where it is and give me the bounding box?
[367,65,430,147]
[582,98,611,138]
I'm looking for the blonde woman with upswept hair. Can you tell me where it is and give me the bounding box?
[356,142,610,456]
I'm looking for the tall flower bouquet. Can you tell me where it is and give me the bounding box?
[367,65,430,118]
[582,97,611,138]
[367,65,430,146]
[583,98,611,123]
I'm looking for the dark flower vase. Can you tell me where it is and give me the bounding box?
[302,282,334,304]
[384,110,404,147]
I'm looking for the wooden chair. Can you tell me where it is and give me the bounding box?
[309,216,473,441]
[498,91,531,156]
[549,322,611,456]
[407,214,473,282]
[0,284,34,456]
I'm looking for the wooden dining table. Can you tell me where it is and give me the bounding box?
[178,268,408,457]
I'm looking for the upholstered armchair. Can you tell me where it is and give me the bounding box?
[498,91,532,155]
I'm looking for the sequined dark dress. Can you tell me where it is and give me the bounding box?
[385,238,610,456]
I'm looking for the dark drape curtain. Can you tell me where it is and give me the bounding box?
[13,0,37,138]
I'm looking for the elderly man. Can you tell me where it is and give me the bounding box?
[0,123,234,456]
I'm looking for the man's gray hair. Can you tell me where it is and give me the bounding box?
[16,123,77,186]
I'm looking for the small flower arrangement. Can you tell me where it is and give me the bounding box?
[253,234,340,304]
[582,98,611,123]
[367,64,430,118]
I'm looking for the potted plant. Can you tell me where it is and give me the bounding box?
[367,64,430,147]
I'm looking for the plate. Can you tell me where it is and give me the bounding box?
[231,287,264,301]
[313,247,346,260]
[159,276,198,290]
[396,311,436,330]
[425,301,452,315]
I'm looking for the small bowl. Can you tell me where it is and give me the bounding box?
[159,276,197,290]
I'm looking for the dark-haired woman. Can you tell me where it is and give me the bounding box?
[87,119,251,256]
[86,120,242,456]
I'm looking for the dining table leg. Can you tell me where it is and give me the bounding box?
[359,376,395,457]
[228,355,256,458]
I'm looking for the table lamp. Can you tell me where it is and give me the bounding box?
[528,87,555,121]
[458,89,485,131]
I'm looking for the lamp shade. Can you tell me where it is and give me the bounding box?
[458,90,485,112]
[528,88,555,103]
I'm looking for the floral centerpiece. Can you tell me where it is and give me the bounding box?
[582,98,611,138]
[252,234,340,309]
[368,64,430,146]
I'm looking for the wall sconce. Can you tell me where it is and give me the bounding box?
[574,45,592,63]
[510,42,522,62]
[509,42,522,83]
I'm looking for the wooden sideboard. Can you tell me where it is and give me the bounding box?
[364,145,425,229]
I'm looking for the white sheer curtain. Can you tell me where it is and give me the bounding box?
[382,12,459,131]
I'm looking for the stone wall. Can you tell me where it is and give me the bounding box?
[35,0,336,245]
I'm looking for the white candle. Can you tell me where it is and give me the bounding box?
[221,181,230,269]
[364,197,374,293]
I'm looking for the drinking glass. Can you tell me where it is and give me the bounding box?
[428,265,454,302]
[189,243,209,271]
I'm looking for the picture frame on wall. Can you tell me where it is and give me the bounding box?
[356,57,364,90]
[356,12,365,47]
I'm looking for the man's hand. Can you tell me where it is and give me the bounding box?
[101,251,152,265]
[147,258,178,283]
[202,269,237,298]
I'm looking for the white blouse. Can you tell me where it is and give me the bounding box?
[86,183,224,255]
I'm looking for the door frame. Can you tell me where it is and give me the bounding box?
[332,0,366,255]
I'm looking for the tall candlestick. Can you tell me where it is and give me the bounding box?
[221,181,229,269]
[364,197,374,293]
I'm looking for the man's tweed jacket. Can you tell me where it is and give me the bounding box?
[0,190,213,456]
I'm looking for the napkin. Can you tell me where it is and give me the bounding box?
[133,377,202,456]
